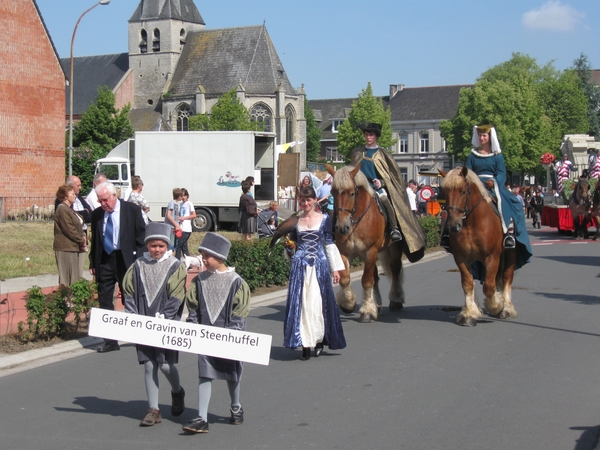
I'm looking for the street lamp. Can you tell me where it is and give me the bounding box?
[68,0,110,177]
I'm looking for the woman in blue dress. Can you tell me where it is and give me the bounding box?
[466,125,532,272]
[283,186,346,361]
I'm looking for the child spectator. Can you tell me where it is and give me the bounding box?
[128,176,150,224]
[122,222,187,427]
[165,188,183,249]
[176,188,197,260]
[183,233,251,434]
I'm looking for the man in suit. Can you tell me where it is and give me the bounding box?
[90,181,146,353]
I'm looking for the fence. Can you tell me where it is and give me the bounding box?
[0,197,56,222]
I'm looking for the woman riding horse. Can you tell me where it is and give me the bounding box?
[466,125,532,272]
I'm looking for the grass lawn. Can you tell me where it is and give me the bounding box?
[0,222,244,280]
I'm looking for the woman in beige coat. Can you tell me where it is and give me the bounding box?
[54,185,85,286]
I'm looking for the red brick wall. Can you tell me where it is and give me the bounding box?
[0,0,66,199]
[114,70,134,112]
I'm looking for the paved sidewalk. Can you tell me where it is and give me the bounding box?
[0,251,447,377]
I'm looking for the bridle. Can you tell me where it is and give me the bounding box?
[445,177,484,220]
[336,184,376,228]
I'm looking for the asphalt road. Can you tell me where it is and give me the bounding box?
[1,226,599,450]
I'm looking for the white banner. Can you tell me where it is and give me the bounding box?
[88,308,272,366]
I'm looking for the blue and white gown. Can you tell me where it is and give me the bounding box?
[283,214,346,350]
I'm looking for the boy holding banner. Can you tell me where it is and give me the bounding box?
[122,222,188,427]
[183,233,251,434]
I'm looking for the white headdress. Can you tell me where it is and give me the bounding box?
[471,125,502,153]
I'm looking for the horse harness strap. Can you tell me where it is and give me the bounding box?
[335,185,377,228]
[445,178,484,220]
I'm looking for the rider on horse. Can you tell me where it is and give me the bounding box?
[351,122,426,260]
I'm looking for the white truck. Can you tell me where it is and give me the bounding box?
[95,131,277,231]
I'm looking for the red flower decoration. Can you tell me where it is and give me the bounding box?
[540,152,556,165]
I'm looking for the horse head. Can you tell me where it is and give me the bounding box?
[573,179,591,207]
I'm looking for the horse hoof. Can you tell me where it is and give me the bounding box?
[359,313,376,323]
[339,305,355,314]
[389,302,404,312]
[457,316,477,327]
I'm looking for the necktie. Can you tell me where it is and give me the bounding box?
[103,213,114,254]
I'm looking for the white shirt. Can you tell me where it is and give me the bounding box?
[180,200,194,233]
[87,188,100,210]
[406,187,417,211]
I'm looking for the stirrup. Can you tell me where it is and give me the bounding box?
[390,229,403,242]
[503,234,516,249]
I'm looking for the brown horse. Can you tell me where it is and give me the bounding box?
[442,166,518,326]
[592,182,600,241]
[332,164,405,323]
[568,179,591,240]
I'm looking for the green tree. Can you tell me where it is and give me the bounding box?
[571,53,600,138]
[336,82,394,162]
[304,96,321,163]
[189,88,260,131]
[69,86,134,189]
[440,53,588,175]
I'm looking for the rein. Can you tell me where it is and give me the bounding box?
[445,178,484,220]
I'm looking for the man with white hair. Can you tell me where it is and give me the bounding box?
[86,173,107,210]
[89,181,146,353]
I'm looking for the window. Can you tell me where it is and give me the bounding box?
[152,28,160,52]
[140,29,148,53]
[420,132,429,153]
[399,167,408,182]
[442,138,447,153]
[285,105,295,142]
[176,104,190,131]
[250,103,272,132]
[331,119,344,133]
[180,28,186,50]
[326,147,344,163]
[399,133,408,153]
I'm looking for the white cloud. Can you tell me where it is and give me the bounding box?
[522,1,585,31]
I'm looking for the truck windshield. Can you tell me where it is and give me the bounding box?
[96,164,120,182]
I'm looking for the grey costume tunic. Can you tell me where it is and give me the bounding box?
[123,253,187,364]
[186,269,251,382]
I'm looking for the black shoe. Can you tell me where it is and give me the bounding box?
[537,223,541,229]
[503,234,516,249]
[182,417,209,434]
[230,405,244,425]
[314,343,323,357]
[97,342,120,353]
[300,347,311,361]
[390,229,402,242]
[171,387,185,417]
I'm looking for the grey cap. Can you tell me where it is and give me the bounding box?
[198,232,231,260]
[145,222,171,244]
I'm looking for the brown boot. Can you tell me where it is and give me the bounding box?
[140,408,162,427]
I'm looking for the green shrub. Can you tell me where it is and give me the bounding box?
[418,215,441,249]
[563,178,597,200]
[227,239,290,292]
[20,279,98,341]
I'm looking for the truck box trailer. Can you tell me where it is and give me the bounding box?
[95,131,277,231]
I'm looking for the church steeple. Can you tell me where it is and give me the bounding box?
[128,0,206,108]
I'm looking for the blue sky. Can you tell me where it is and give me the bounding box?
[36,0,600,100]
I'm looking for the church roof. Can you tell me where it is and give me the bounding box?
[168,25,295,97]
[129,0,205,24]
[60,53,129,115]
[389,85,472,122]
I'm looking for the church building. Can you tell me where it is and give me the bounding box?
[64,0,307,164]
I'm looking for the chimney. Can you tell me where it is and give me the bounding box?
[389,84,405,99]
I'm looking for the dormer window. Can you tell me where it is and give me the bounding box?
[140,29,147,53]
[331,119,344,133]
[180,28,186,50]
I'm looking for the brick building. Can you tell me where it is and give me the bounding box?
[0,0,65,210]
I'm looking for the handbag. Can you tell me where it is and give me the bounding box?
[245,203,258,216]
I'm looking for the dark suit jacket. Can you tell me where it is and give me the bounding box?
[89,199,146,279]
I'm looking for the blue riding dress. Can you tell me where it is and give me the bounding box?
[466,150,532,272]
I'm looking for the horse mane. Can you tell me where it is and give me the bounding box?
[333,165,375,196]
[442,167,493,203]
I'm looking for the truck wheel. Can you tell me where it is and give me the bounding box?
[192,210,213,232]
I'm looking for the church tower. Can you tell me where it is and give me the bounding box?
[128,0,205,109]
